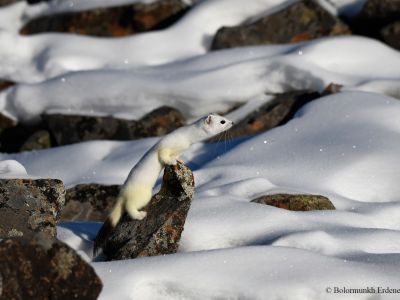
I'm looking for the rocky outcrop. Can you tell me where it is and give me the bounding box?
[0,80,14,92]
[350,0,400,50]
[252,194,335,211]
[211,0,350,50]
[61,184,120,222]
[44,106,185,146]
[0,179,65,239]
[213,91,321,140]
[0,233,102,300]
[21,0,189,36]
[94,162,194,261]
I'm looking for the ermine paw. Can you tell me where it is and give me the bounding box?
[135,210,147,220]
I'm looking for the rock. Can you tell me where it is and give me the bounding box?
[251,194,335,211]
[216,91,321,140]
[44,106,185,146]
[0,179,65,239]
[21,0,189,37]
[20,130,52,152]
[0,122,47,153]
[0,233,102,300]
[0,0,20,6]
[141,106,186,136]
[0,114,17,132]
[381,21,400,49]
[211,0,350,50]
[94,161,194,261]
[350,0,400,49]
[0,79,14,92]
[61,184,120,222]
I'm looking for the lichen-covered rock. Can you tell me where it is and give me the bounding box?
[251,194,335,211]
[0,179,65,238]
[21,0,189,36]
[94,162,194,261]
[44,106,185,146]
[20,130,52,152]
[61,184,120,222]
[0,233,102,300]
[211,0,350,50]
[213,91,320,140]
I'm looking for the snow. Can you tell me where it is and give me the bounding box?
[1,0,400,298]
[2,91,400,299]
[3,36,400,123]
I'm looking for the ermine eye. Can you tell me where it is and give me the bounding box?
[220,120,226,124]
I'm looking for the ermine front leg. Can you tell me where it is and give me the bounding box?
[158,148,180,165]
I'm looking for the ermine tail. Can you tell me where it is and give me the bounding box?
[93,197,124,256]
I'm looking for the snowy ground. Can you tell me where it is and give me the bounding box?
[1,0,400,299]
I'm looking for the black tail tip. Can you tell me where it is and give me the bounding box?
[93,218,115,258]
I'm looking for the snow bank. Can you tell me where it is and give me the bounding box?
[3,35,400,123]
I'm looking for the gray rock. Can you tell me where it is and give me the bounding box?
[61,184,120,222]
[252,194,335,211]
[0,179,65,239]
[0,233,102,300]
[211,0,351,50]
[94,162,194,260]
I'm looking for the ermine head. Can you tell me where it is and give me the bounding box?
[201,113,233,136]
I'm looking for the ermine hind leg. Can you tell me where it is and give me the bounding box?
[124,185,152,221]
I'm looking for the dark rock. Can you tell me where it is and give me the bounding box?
[0,80,14,92]
[211,0,351,50]
[0,0,20,6]
[0,179,65,239]
[0,233,102,300]
[61,184,120,222]
[251,194,335,211]
[214,91,321,140]
[44,106,185,146]
[0,121,47,153]
[141,106,186,136]
[94,162,194,261]
[381,21,400,49]
[21,0,189,37]
[349,0,400,49]
[0,114,17,132]
[20,130,52,152]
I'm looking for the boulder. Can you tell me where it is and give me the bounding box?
[44,106,185,146]
[381,21,400,50]
[0,0,20,6]
[211,0,350,50]
[0,233,102,300]
[61,184,120,222]
[0,80,14,92]
[213,91,321,140]
[20,130,52,152]
[21,0,189,36]
[350,0,400,49]
[94,162,194,261]
[0,179,65,239]
[251,194,335,211]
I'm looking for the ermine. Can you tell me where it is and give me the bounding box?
[94,113,233,255]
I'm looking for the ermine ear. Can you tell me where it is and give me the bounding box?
[205,115,212,125]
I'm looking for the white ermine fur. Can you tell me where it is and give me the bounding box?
[109,113,233,227]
